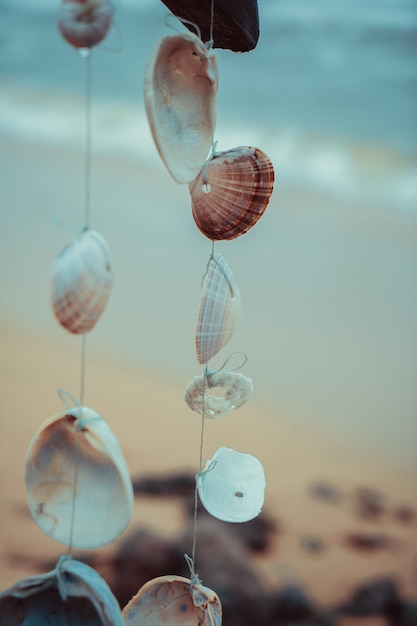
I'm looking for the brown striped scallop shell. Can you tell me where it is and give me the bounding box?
[122,575,222,626]
[189,146,274,241]
[58,0,113,49]
[144,32,218,184]
[196,254,240,365]
[52,229,113,334]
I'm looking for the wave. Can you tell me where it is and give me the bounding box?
[1,82,416,212]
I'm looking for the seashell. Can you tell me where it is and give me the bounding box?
[159,0,259,52]
[0,557,124,626]
[52,229,113,334]
[58,0,113,49]
[184,371,253,419]
[197,447,266,523]
[196,254,240,365]
[122,575,222,626]
[144,33,218,184]
[189,146,274,241]
[25,407,134,549]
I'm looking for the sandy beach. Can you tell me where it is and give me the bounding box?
[0,124,416,626]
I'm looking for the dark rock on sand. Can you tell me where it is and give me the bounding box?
[309,481,343,505]
[132,471,196,497]
[176,516,270,626]
[353,487,387,520]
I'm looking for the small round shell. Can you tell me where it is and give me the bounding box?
[0,557,124,626]
[196,254,240,365]
[25,407,134,549]
[58,0,113,49]
[122,575,222,626]
[184,371,253,419]
[189,146,274,240]
[144,33,218,184]
[197,447,266,523]
[52,229,113,335]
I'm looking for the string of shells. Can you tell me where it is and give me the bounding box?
[2,8,273,625]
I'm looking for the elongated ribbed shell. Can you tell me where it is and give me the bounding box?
[189,146,274,240]
[52,229,113,334]
[25,407,134,549]
[58,0,113,49]
[197,447,266,523]
[0,557,124,626]
[144,33,218,184]
[122,575,222,626]
[184,371,253,419]
[196,254,240,365]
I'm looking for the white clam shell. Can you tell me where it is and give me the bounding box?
[25,407,134,549]
[52,229,113,335]
[184,371,253,419]
[122,575,222,626]
[196,254,240,365]
[0,557,124,625]
[197,447,266,523]
[144,33,218,184]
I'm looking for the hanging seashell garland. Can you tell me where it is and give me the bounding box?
[0,5,134,622]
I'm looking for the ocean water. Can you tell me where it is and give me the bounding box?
[0,0,417,210]
[1,0,416,465]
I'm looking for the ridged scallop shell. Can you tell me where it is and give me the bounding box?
[58,0,113,49]
[52,229,113,334]
[189,146,274,240]
[0,557,124,626]
[184,371,253,419]
[25,407,134,549]
[144,32,218,184]
[122,575,222,626]
[196,254,240,365]
[197,447,266,523]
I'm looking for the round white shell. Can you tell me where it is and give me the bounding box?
[0,557,124,625]
[52,229,113,335]
[25,407,134,549]
[122,575,222,626]
[196,254,240,365]
[184,371,253,419]
[197,447,266,523]
[144,32,218,184]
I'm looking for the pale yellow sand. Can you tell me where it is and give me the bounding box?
[0,323,416,608]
